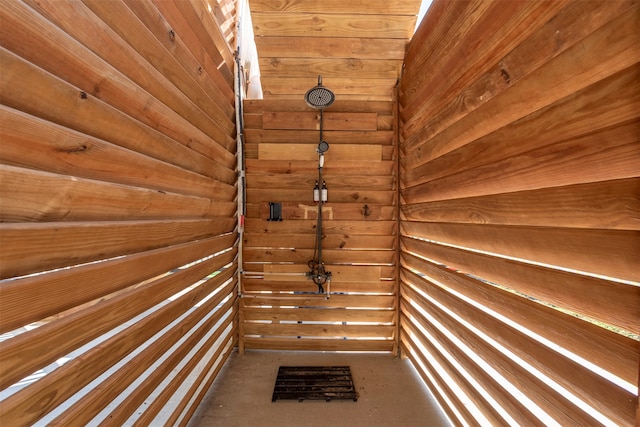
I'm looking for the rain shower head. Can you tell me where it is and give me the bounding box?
[304,75,335,109]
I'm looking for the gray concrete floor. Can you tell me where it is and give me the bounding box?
[188,350,452,427]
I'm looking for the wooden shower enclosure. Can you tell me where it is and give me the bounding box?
[1,0,639,426]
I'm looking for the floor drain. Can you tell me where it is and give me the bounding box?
[272,366,358,402]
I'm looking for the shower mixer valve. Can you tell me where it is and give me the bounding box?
[306,261,332,294]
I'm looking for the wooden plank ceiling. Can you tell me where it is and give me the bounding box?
[249,0,422,101]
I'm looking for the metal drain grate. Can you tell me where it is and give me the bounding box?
[272,366,358,402]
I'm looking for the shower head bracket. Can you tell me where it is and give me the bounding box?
[317,140,329,154]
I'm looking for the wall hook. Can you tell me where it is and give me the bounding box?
[362,204,371,217]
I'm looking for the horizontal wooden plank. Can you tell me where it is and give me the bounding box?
[262,112,378,131]
[243,113,262,129]
[246,189,394,204]
[246,174,393,191]
[167,333,236,425]
[25,0,233,117]
[403,0,446,62]
[402,14,640,163]
[242,307,394,323]
[241,280,395,295]
[242,278,396,298]
[401,0,567,125]
[243,323,395,338]
[258,143,382,161]
[401,309,557,427]
[177,0,234,74]
[401,178,640,231]
[400,235,639,338]
[256,264,392,283]
[2,0,235,159]
[255,36,407,60]
[403,84,640,183]
[0,106,236,194]
[0,266,237,426]
[400,314,514,426]
[400,338,477,427]
[377,114,394,131]
[81,0,235,134]
[243,280,377,297]
[401,221,640,283]
[243,248,395,265]
[259,92,395,102]
[379,146,397,161]
[50,294,235,426]
[153,0,237,95]
[245,277,370,293]
[0,235,237,334]
[411,311,559,427]
[251,13,416,39]
[259,58,402,79]
[0,165,236,222]
[402,1,634,141]
[0,47,234,178]
[102,308,236,426]
[242,337,394,352]
[244,233,395,249]
[202,0,235,45]
[245,159,395,175]
[402,114,640,200]
[402,120,640,204]
[243,99,394,114]
[127,316,236,426]
[260,77,396,100]
[248,202,396,221]
[400,278,636,426]
[0,219,235,279]
[403,0,494,93]
[147,0,234,103]
[244,219,396,236]
[241,294,394,309]
[401,251,638,385]
[0,259,235,391]
[245,129,394,144]
[249,0,420,14]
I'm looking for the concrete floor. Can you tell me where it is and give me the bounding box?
[188,350,452,427]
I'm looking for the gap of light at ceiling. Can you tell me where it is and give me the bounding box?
[238,0,433,99]
[415,0,434,34]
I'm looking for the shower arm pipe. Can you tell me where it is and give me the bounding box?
[317,108,324,268]
[317,154,324,271]
[319,108,324,143]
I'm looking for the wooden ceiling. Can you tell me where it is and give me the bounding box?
[249,0,422,101]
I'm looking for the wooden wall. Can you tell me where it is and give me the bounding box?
[2,0,638,424]
[398,1,640,426]
[240,99,399,352]
[0,0,238,425]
